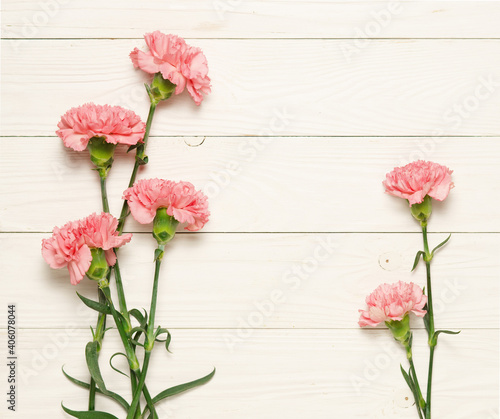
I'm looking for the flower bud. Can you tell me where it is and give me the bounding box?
[385,314,411,347]
[86,248,110,284]
[147,73,177,105]
[87,137,116,178]
[410,195,432,225]
[153,207,179,245]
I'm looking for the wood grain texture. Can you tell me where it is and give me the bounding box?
[1,137,498,233]
[2,2,499,417]
[1,232,497,329]
[2,1,500,39]
[0,329,497,418]
[2,40,500,137]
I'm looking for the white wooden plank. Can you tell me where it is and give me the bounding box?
[2,40,500,136]
[1,137,499,233]
[1,232,497,329]
[0,329,496,418]
[2,1,500,39]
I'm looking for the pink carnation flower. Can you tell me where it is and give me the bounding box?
[358,281,427,327]
[383,160,454,206]
[123,178,210,231]
[56,103,146,152]
[42,213,132,285]
[79,212,133,266]
[130,31,211,105]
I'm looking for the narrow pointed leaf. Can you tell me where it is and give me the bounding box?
[127,144,140,153]
[109,352,130,378]
[151,368,216,404]
[61,403,119,419]
[400,365,414,392]
[77,292,111,314]
[62,366,130,411]
[431,234,451,257]
[411,251,425,272]
[85,341,107,393]
[434,329,461,342]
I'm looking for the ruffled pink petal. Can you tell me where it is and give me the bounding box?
[56,104,145,151]
[130,32,210,104]
[104,249,117,266]
[67,245,92,285]
[358,281,427,327]
[383,161,453,207]
[124,179,209,230]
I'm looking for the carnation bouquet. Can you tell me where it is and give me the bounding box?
[359,160,457,419]
[42,31,215,418]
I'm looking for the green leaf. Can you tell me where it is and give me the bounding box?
[77,292,111,314]
[85,341,107,393]
[151,368,216,404]
[411,251,425,272]
[154,327,172,353]
[130,326,147,335]
[431,234,451,257]
[400,365,414,392]
[127,144,140,153]
[129,308,148,328]
[62,366,130,411]
[109,352,130,378]
[434,329,461,342]
[61,403,119,419]
[422,304,431,335]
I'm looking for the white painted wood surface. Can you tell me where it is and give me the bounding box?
[1,138,499,233]
[1,1,499,418]
[2,40,500,136]
[2,1,500,39]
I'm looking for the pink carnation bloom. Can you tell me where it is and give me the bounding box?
[56,103,146,152]
[130,31,211,105]
[42,213,132,285]
[358,281,427,327]
[383,160,454,206]
[79,212,133,266]
[123,178,210,231]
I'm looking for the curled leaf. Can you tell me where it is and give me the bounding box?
[110,353,130,378]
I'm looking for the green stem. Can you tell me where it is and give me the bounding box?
[117,102,157,234]
[426,346,435,418]
[100,176,110,213]
[146,246,164,350]
[128,246,164,418]
[422,224,436,419]
[88,175,110,410]
[99,284,140,372]
[112,258,131,332]
[88,378,96,411]
[127,351,152,419]
[100,284,158,417]
[407,348,425,419]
